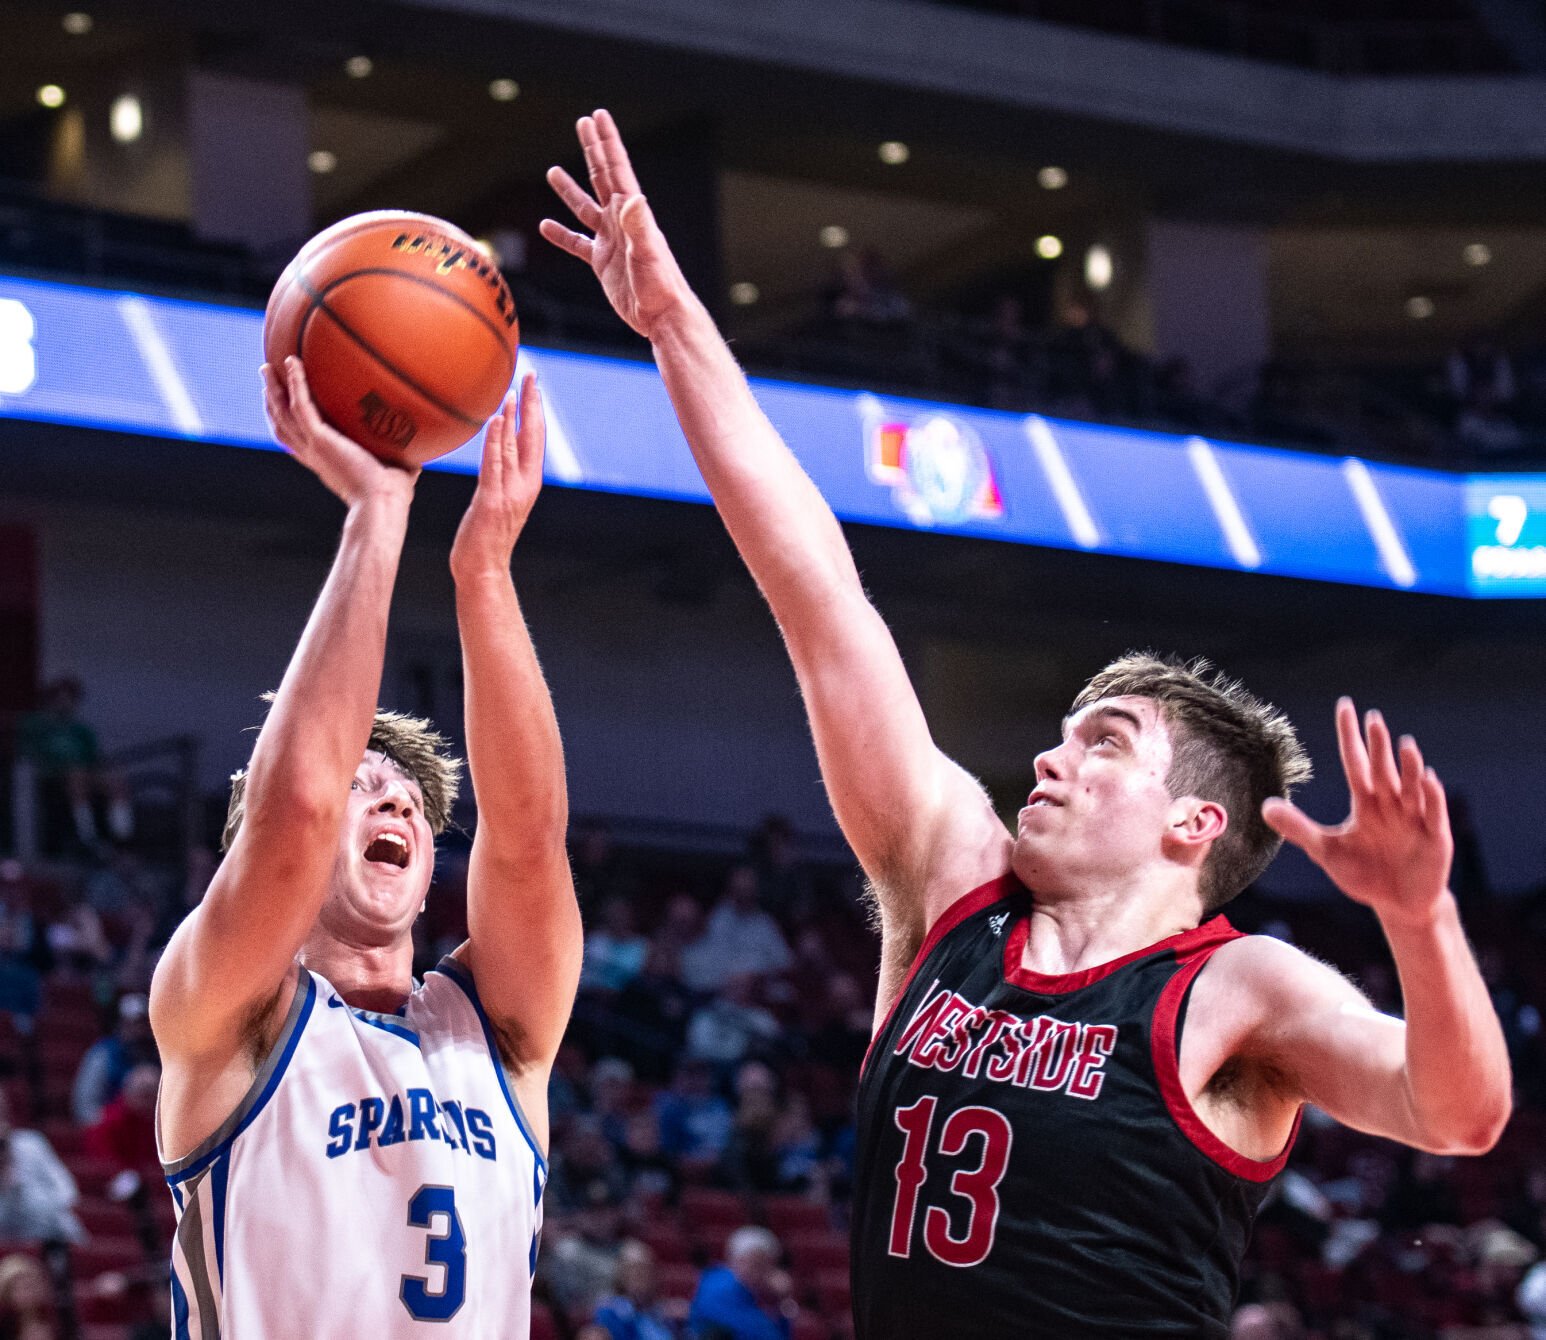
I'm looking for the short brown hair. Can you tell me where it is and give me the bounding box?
[222,700,462,851]
[1070,652,1311,912]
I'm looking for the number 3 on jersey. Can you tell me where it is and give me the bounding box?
[401,1185,467,1321]
[889,1097,1012,1268]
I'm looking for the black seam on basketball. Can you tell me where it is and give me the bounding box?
[294,273,494,428]
[311,267,516,366]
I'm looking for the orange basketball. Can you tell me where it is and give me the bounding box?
[264,211,519,466]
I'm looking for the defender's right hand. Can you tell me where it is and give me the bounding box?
[261,356,418,508]
[540,108,695,341]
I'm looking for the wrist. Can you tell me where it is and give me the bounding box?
[1377,887,1457,937]
[451,560,514,590]
[648,294,714,349]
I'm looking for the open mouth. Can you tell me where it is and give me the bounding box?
[1025,791,1060,809]
[363,832,410,869]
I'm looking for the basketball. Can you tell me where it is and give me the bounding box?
[263,211,519,466]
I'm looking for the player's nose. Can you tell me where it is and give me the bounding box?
[1033,744,1067,782]
[375,779,418,818]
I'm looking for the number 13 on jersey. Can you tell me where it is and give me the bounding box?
[888,1097,1012,1268]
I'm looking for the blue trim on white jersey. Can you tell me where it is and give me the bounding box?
[430,955,548,1174]
[171,1271,191,1340]
[325,992,423,1047]
[166,973,318,1187]
[210,1153,229,1284]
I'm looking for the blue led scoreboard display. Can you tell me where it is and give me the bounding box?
[0,272,1540,599]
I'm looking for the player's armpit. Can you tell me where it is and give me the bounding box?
[1207,936,1439,1150]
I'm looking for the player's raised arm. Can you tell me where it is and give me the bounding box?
[1220,700,1510,1152]
[449,376,580,1144]
[151,358,417,1060]
[541,111,1009,947]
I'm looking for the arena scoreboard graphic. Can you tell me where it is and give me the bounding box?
[1,271,1542,600]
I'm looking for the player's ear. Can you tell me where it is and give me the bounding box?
[1170,797,1227,848]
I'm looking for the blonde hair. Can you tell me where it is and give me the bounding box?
[222,698,462,850]
[1071,652,1311,911]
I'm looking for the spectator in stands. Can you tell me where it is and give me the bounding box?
[825,248,911,327]
[618,1108,677,1206]
[571,820,634,917]
[1448,340,1517,413]
[44,904,113,988]
[550,1115,631,1216]
[0,1089,83,1246]
[653,1058,733,1181]
[687,1226,794,1340]
[610,940,696,1081]
[685,975,781,1074]
[0,1253,58,1340]
[0,862,50,1037]
[804,972,873,1073]
[721,1061,782,1194]
[1229,1301,1305,1339]
[582,897,650,994]
[590,1056,636,1149]
[976,295,1038,411]
[592,1239,683,1340]
[83,1062,158,1173]
[768,1093,823,1196]
[15,678,132,856]
[1456,387,1526,455]
[69,992,156,1125]
[746,815,813,919]
[681,868,791,994]
[545,1200,626,1319]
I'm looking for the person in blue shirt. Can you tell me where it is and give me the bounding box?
[592,1240,683,1340]
[688,1227,792,1340]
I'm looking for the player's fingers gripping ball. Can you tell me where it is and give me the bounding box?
[264,211,520,466]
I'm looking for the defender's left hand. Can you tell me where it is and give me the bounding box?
[1262,698,1453,928]
[450,374,544,579]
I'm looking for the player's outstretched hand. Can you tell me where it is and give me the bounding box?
[540,108,695,341]
[262,357,417,507]
[451,373,544,581]
[1262,698,1454,928]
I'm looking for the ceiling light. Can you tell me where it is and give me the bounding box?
[878,141,909,165]
[1036,234,1064,260]
[1463,242,1492,268]
[729,282,760,306]
[345,55,374,79]
[36,85,66,109]
[61,12,92,34]
[819,225,849,249]
[1037,165,1068,190]
[1405,295,1435,320]
[1084,243,1113,290]
[488,78,520,102]
[308,149,338,174]
[109,94,142,144]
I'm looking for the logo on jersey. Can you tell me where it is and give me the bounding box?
[987,912,1009,937]
[325,1088,498,1160]
[893,980,1117,1101]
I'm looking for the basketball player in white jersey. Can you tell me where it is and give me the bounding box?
[149,357,581,1337]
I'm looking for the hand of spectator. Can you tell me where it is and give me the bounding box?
[261,357,418,508]
[541,109,696,342]
[449,374,544,581]
[1263,698,1453,928]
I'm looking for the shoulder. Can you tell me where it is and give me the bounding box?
[1190,934,1371,1052]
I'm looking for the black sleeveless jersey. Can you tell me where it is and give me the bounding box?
[851,874,1299,1339]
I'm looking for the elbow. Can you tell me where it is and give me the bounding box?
[1422,1090,1513,1157]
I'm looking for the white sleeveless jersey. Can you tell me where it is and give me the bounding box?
[161,955,546,1339]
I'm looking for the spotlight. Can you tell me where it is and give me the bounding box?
[1463,243,1492,268]
[819,225,850,249]
[345,56,374,79]
[1036,234,1064,260]
[308,149,338,174]
[488,78,520,102]
[1405,295,1435,319]
[878,141,909,165]
[61,12,92,34]
[110,94,142,144]
[37,85,66,109]
[729,282,760,306]
[1084,244,1113,290]
[1037,165,1068,190]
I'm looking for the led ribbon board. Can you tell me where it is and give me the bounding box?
[0,272,1537,598]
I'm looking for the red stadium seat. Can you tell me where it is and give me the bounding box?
[69,1235,149,1275]
[813,1267,851,1315]
[784,1230,849,1274]
[74,1198,136,1237]
[528,1302,559,1340]
[764,1194,834,1237]
[791,1313,830,1340]
[680,1187,751,1227]
[638,1219,692,1263]
[656,1262,701,1302]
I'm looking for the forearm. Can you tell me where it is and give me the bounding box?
[651,301,859,609]
[455,570,567,863]
[1384,893,1511,1151]
[244,493,410,817]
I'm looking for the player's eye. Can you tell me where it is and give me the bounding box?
[351,779,362,790]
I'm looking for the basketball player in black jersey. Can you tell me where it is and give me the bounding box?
[543,112,1512,1337]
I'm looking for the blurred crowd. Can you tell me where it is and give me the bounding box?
[2,687,1546,1339]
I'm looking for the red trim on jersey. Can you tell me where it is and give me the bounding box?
[1002,913,1240,996]
[1150,943,1301,1183]
[861,872,1021,1081]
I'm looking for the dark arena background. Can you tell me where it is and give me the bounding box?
[3,0,1546,1336]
